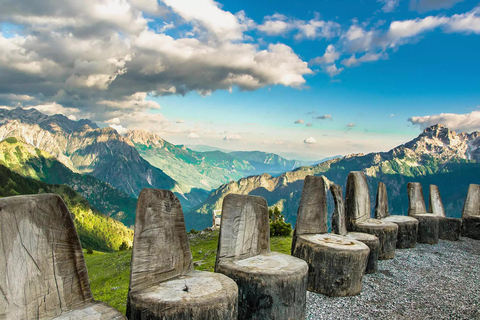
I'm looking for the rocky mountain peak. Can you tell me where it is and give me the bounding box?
[125,129,165,147]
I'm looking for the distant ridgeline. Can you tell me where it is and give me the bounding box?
[0,163,133,252]
[188,124,480,230]
[2,107,480,232]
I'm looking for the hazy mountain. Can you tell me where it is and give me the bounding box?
[0,136,137,226]
[0,163,133,252]
[188,125,480,230]
[0,108,176,200]
[126,129,311,193]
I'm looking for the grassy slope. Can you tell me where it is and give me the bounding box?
[0,137,137,226]
[84,230,292,314]
[0,163,133,252]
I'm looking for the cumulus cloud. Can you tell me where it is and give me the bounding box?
[187,132,200,138]
[0,0,312,126]
[315,115,332,120]
[294,119,304,124]
[408,111,480,132]
[258,14,340,39]
[223,134,242,140]
[304,137,317,144]
[310,6,480,76]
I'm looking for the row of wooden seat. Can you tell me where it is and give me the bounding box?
[1,173,478,319]
[291,171,480,297]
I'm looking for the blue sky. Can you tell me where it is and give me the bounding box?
[0,0,479,159]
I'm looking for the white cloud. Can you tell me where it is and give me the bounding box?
[342,52,386,67]
[223,134,242,140]
[310,44,340,65]
[294,119,304,124]
[408,111,480,132]
[258,20,291,35]
[306,123,313,127]
[304,137,317,144]
[447,7,480,34]
[160,0,252,41]
[187,132,200,139]
[110,124,128,134]
[325,64,344,77]
[387,16,449,41]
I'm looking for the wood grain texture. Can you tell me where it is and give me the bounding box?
[293,234,369,296]
[294,175,329,236]
[217,194,308,320]
[0,194,125,320]
[429,185,461,241]
[128,189,238,320]
[408,182,439,244]
[331,184,379,273]
[330,184,347,236]
[375,182,418,249]
[345,172,398,260]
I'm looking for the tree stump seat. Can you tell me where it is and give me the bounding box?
[462,216,480,240]
[381,215,418,249]
[461,184,480,240]
[127,189,238,320]
[429,184,461,241]
[407,183,439,244]
[0,194,126,320]
[375,182,418,249]
[438,217,462,241]
[345,232,380,274]
[217,194,308,320]
[292,234,369,296]
[409,213,440,244]
[351,218,398,260]
[291,176,369,297]
[345,172,398,260]
[127,271,238,320]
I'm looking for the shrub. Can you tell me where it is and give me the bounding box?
[119,241,129,251]
[269,207,292,237]
[86,247,94,254]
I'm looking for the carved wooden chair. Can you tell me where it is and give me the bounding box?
[127,189,238,320]
[407,182,440,244]
[0,194,126,320]
[429,185,461,241]
[374,182,418,248]
[330,184,380,274]
[345,172,398,259]
[291,176,369,296]
[215,194,308,319]
[461,184,480,240]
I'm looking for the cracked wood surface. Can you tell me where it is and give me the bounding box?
[129,188,193,293]
[0,194,125,320]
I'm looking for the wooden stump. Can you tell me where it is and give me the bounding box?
[346,232,380,274]
[0,194,126,320]
[439,217,462,241]
[292,234,369,297]
[411,214,439,244]
[462,216,480,240]
[217,194,307,320]
[461,184,480,240]
[345,172,398,260]
[127,271,238,320]
[217,252,307,320]
[353,219,398,259]
[382,215,418,249]
[128,189,238,320]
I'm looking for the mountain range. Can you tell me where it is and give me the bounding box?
[188,124,480,230]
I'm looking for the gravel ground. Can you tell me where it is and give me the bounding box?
[306,237,480,320]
